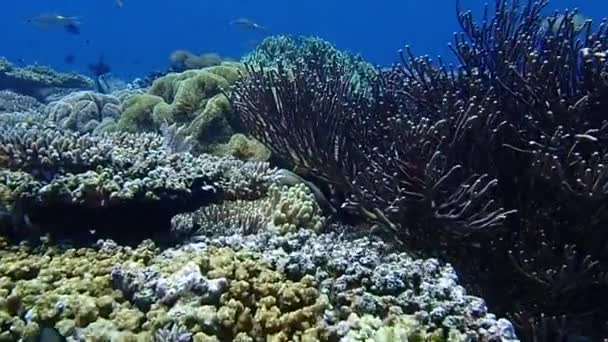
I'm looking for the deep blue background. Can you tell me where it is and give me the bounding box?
[1,0,606,79]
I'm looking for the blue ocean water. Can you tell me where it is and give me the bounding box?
[2,0,607,79]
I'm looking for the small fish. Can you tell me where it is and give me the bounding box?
[88,53,111,77]
[26,14,81,35]
[23,326,66,342]
[541,12,589,34]
[64,54,76,64]
[115,0,124,8]
[229,18,268,33]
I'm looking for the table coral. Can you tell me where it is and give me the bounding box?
[0,116,277,242]
[0,57,93,100]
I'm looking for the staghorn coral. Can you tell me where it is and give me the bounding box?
[0,57,93,100]
[46,90,122,134]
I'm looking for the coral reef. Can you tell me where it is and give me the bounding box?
[169,50,225,72]
[0,57,93,100]
[208,134,271,162]
[119,62,245,153]
[0,90,44,114]
[0,221,515,341]
[46,90,122,134]
[242,35,377,91]
[0,238,158,341]
[171,183,325,239]
[228,1,608,340]
[111,222,516,341]
[0,116,276,242]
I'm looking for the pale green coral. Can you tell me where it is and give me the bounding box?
[171,183,325,238]
[201,248,328,340]
[118,62,246,152]
[343,313,465,342]
[118,93,165,132]
[0,238,158,340]
[210,134,271,162]
[266,183,325,234]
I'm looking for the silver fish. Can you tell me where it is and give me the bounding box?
[229,18,268,32]
[26,13,81,34]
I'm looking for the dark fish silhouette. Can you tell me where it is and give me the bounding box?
[88,54,111,77]
[88,54,112,93]
[64,54,76,64]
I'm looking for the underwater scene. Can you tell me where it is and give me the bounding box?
[1,0,608,341]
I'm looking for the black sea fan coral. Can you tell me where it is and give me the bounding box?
[228,0,608,340]
[227,61,359,193]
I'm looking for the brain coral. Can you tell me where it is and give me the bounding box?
[46,91,122,134]
[118,62,245,152]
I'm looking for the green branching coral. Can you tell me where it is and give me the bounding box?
[171,183,325,239]
[265,184,325,234]
[0,57,93,100]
